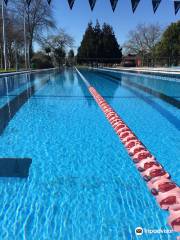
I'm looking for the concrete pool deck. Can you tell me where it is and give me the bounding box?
[106,67,180,76]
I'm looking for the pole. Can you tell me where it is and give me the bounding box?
[2,0,7,70]
[24,7,27,69]
[27,40,30,69]
[14,40,18,71]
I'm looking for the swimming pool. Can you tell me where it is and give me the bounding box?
[0,68,179,239]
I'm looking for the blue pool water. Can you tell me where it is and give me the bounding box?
[0,68,179,239]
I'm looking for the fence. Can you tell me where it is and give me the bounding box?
[1,56,180,72]
[75,57,180,68]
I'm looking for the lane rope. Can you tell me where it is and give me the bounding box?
[76,68,180,232]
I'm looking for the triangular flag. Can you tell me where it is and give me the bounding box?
[152,0,161,13]
[110,0,118,12]
[174,1,180,15]
[4,0,8,5]
[47,0,51,5]
[68,0,75,10]
[89,0,97,11]
[26,0,31,6]
[131,0,140,13]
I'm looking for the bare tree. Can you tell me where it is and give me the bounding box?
[12,0,56,59]
[6,12,24,68]
[39,29,74,67]
[124,23,162,56]
[0,5,24,69]
[40,29,74,51]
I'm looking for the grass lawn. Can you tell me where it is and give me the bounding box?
[0,68,17,73]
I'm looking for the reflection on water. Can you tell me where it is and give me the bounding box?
[0,71,54,135]
[121,76,180,109]
[77,73,92,106]
[91,69,180,108]
[0,73,34,97]
[0,71,57,100]
[121,73,180,97]
[0,68,95,134]
[79,68,120,103]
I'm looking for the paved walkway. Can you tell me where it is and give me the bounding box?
[109,67,180,75]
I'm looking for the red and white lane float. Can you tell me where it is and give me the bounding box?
[88,86,180,232]
[168,204,180,232]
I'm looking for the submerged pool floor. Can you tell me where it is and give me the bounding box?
[0,69,179,239]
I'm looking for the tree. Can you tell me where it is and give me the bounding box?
[12,0,55,59]
[154,21,180,66]
[67,49,75,66]
[93,20,103,59]
[68,49,74,58]
[0,5,24,69]
[124,23,162,57]
[101,23,122,63]
[77,21,122,64]
[45,47,51,56]
[31,51,53,69]
[40,29,74,67]
[0,0,55,69]
[54,47,66,67]
[77,22,96,61]
[40,29,74,51]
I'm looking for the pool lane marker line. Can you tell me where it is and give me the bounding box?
[75,68,180,232]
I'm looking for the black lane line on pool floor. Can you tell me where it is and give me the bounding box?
[2,94,178,99]
[0,77,50,135]
[0,158,32,178]
[93,71,180,131]
[95,70,180,109]
[30,95,167,99]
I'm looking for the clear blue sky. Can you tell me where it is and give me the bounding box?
[50,0,179,51]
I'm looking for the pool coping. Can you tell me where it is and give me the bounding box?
[0,68,57,78]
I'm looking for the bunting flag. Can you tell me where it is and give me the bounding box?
[26,0,32,6]
[89,0,97,11]
[2,0,178,14]
[110,0,118,12]
[152,0,161,13]
[68,0,75,9]
[131,0,140,13]
[174,1,180,15]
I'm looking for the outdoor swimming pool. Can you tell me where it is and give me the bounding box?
[0,68,179,239]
